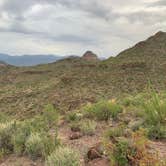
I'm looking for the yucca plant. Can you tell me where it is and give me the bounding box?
[143,91,166,125]
[143,89,166,139]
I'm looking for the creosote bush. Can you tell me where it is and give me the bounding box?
[84,100,122,121]
[46,147,80,166]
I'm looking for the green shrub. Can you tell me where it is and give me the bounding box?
[43,104,59,127]
[12,121,33,155]
[67,112,78,122]
[46,147,80,166]
[84,100,122,121]
[80,120,97,136]
[25,132,45,160]
[25,132,58,160]
[0,121,16,152]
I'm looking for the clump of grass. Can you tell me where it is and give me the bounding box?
[25,132,45,159]
[105,125,125,139]
[0,112,10,123]
[25,132,58,160]
[80,120,97,136]
[122,93,146,107]
[43,104,59,127]
[67,112,83,122]
[46,147,80,166]
[12,120,34,155]
[84,100,122,121]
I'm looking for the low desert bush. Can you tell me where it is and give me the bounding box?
[84,100,122,121]
[0,121,16,152]
[12,121,33,155]
[42,104,59,127]
[25,132,45,159]
[46,147,80,166]
[80,120,97,136]
[25,132,58,160]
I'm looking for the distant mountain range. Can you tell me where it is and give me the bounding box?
[0,54,66,66]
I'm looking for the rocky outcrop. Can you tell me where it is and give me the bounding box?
[82,51,99,61]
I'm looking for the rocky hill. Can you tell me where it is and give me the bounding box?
[0,32,166,118]
[82,51,99,61]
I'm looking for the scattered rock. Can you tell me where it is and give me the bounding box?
[87,142,104,160]
[69,132,82,140]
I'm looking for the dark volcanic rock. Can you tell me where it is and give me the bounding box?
[69,132,82,140]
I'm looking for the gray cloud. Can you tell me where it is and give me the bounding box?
[0,0,166,57]
[150,0,166,6]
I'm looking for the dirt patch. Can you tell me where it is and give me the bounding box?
[0,155,44,166]
[149,141,166,160]
[57,121,109,166]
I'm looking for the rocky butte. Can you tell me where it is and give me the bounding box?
[82,51,99,61]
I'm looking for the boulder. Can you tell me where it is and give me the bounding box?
[87,142,104,160]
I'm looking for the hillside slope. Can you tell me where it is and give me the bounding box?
[0,32,166,118]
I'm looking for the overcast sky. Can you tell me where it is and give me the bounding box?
[0,0,166,57]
